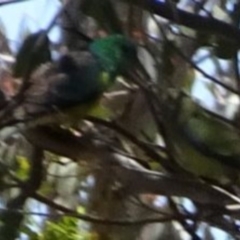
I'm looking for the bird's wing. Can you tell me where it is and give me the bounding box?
[182,112,240,168]
[22,62,65,115]
[22,51,102,116]
[162,95,240,183]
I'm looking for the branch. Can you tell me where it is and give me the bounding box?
[85,116,176,171]
[125,0,240,42]
[114,166,239,206]
[32,193,194,226]
[0,0,29,6]
[0,147,43,240]
[23,126,102,161]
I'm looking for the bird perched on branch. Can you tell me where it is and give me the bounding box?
[164,92,240,184]
[13,34,143,126]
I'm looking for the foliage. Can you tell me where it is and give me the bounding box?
[0,0,240,240]
[38,217,88,240]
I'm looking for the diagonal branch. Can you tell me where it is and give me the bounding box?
[124,0,240,42]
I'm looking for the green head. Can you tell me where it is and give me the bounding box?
[89,34,138,75]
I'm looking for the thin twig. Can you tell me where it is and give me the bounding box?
[0,0,29,6]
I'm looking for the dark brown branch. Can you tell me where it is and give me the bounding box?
[85,116,174,171]
[114,166,239,206]
[126,0,240,43]
[24,126,100,161]
[32,193,194,226]
[0,0,29,6]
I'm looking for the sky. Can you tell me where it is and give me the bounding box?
[0,0,60,51]
[0,1,60,239]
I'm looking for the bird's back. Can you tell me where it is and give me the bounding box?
[22,51,106,117]
[17,34,137,124]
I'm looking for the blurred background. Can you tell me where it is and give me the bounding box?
[0,0,239,239]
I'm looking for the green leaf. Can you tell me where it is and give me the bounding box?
[20,225,39,240]
[13,30,51,78]
[41,216,83,240]
[15,155,30,180]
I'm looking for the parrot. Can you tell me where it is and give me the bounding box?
[13,34,142,126]
[163,92,240,185]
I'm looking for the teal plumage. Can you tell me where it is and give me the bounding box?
[22,34,138,117]
[90,35,137,74]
